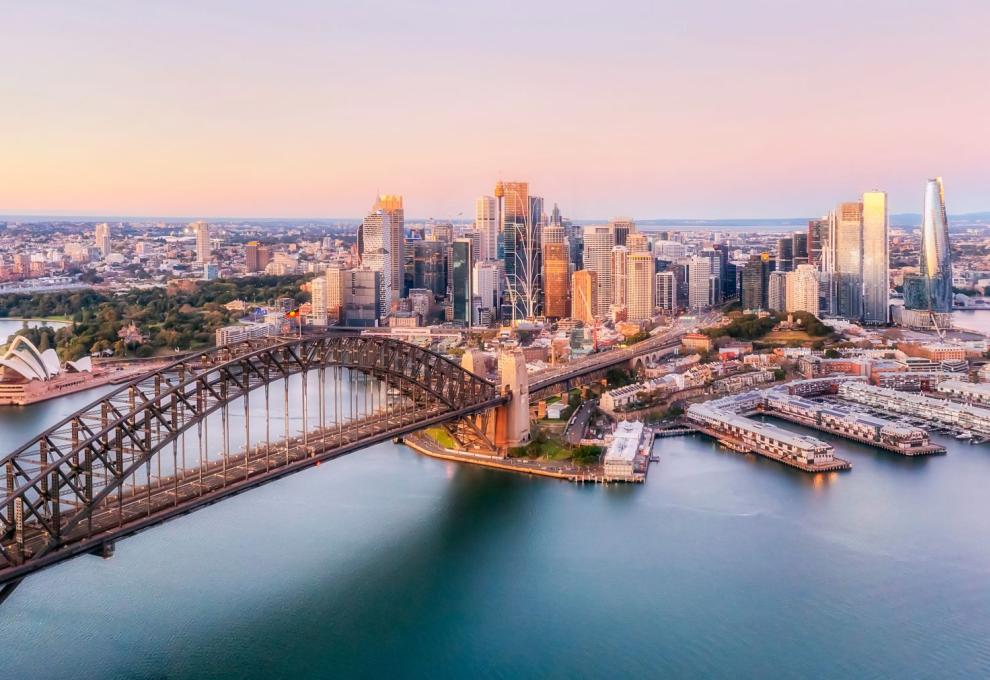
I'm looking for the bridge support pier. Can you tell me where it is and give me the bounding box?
[491,350,530,450]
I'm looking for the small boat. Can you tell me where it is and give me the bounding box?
[955,431,973,440]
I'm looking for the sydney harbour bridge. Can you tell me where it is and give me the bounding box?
[0,327,685,602]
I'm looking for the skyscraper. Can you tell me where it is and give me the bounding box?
[473,260,500,314]
[834,201,864,320]
[768,271,787,311]
[190,221,211,263]
[448,238,473,325]
[609,218,635,247]
[655,271,677,313]
[626,252,655,322]
[475,195,498,262]
[542,228,570,319]
[688,255,712,311]
[94,223,111,258]
[571,270,597,324]
[497,181,540,320]
[374,195,405,299]
[361,210,393,317]
[786,264,820,315]
[582,225,614,319]
[792,232,809,267]
[411,240,447,298]
[775,237,794,273]
[919,177,953,313]
[741,253,773,310]
[861,190,889,324]
[611,246,629,308]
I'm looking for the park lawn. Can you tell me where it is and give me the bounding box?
[425,427,457,449]
[762,329,814,344]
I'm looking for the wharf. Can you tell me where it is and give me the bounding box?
[689,422,852,473]
[759,408,946,456]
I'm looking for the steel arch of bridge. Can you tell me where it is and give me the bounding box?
[0,334,503,591]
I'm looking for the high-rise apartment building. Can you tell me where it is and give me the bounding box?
[655,271,677,312]
[94,223,111,258]
[340,269,382,327]
[861,190,889,324]
[571,270,597,324]
[245,241,273,273]
[626,252,655,322]
[786,264,820,315]
[360,209,393,317]
[475,196,498,262]
[582,226,614,319]
[542,238,571,319]
[373,195,405,299]
[190,221,211,263]
[768,271,787,312]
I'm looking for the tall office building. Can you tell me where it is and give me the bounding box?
[475,195,498,262]
[190,221,211,263]
[611,246,629,308]
[360,209,393,317]
[497,181,540,320]
[542,235,571,319]
[688,255,712,311]
[626,252,655,322]
[473,260,500,314]
[807,218,828,267]
[571,270,597,324]
[835,201,864,320]
[373,195,405,299]
[768,271,788,312]
[655,271,677,312]
[775,237,794,273]
[741,253,773,310]
[786,264,820,315]
[448,239,473,325]
[792,232,809,267]
[340,269,382,327]
[411,240,447,298]
[861,190,889,324]
[94,223,111,258]
[627,232,649,253]
[915,177,953,313]
[582,225,615,319]
[609,218,635,247]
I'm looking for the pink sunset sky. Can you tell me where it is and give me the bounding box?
[2,1,988,219]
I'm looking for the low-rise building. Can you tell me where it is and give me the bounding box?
[603,420,644,479]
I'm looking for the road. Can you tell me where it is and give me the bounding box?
[529,313,719,392]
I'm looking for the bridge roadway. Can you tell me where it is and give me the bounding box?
[528,316,712,393]
[0,393,505,590]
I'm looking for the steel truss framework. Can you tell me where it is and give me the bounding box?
[0,334,503,593]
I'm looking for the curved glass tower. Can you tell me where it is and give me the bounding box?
[920,177,953,313]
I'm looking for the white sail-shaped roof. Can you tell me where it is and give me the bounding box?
[0,336,63,381]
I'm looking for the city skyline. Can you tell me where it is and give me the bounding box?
[3,2,989,219]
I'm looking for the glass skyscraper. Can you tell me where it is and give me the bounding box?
[861,190,889,324]
[919,177,953,313]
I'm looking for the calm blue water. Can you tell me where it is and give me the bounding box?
[0,317,68,344]
[1,388,989,678]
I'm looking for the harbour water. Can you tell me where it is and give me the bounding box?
[1,388,989,678]
[0,317,68,344]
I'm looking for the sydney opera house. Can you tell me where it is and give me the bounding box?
[0,336,94,405]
